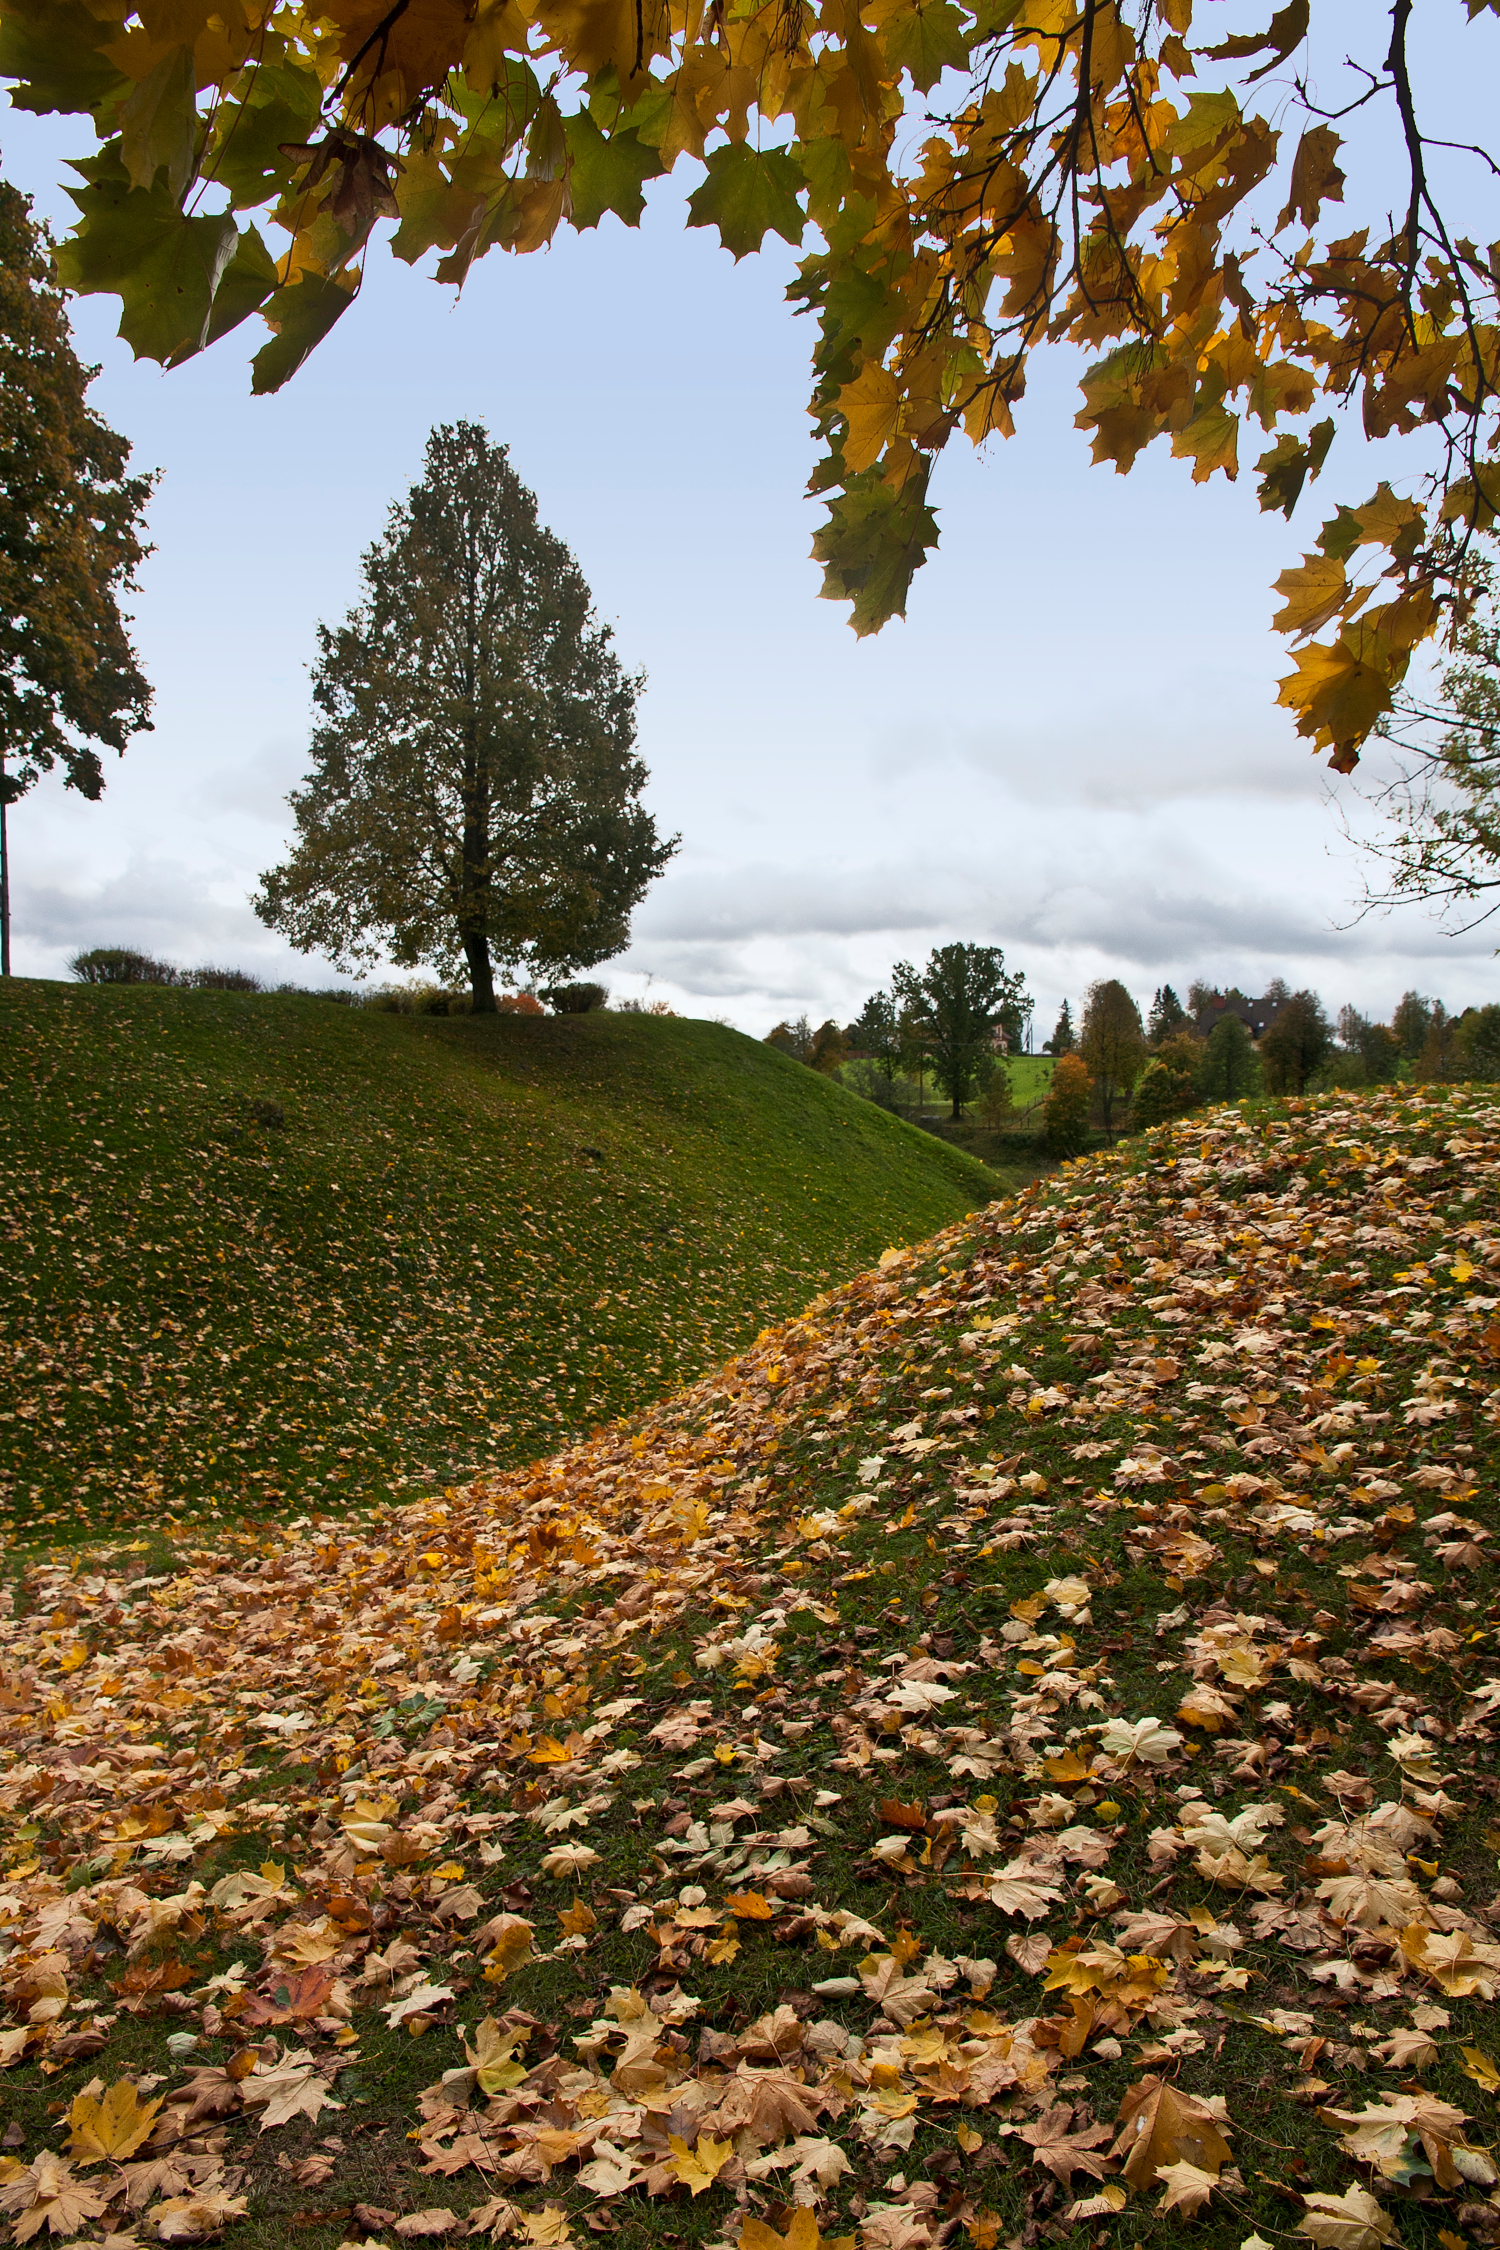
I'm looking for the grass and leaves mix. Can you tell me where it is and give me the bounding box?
[0,982,999,1544]
[1,1085,1498,2250]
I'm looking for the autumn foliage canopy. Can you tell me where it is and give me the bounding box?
[0,0,1496,770]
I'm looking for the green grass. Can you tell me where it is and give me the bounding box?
[0,981,1006,1547]
[2,1086,1498,2250]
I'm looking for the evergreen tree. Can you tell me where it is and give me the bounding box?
[1046,999,1076,1055]
[256,422,674,1011]
[1148,984,1188,1043]
[0,180,154,974]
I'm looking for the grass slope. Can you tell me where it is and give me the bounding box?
[1,1085,1498,2250]
[0,982,1001,1545]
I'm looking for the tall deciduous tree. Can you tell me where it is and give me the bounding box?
[1200,1013,1260,1105]
[0,178,153,975]
[256,423,674,1012]
[892,943,1027,1121]
[1260,991,1333,1094]
[9,7,1497,768]
[852,990,903,1089]
[1080,980,1146,1144]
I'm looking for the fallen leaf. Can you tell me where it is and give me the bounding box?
[64,2081,164,2164]
[1298,2188,1396,2250]
[0,2153,109,2242]
[1111,2077,1232,2188]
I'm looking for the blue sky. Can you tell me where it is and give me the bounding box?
[3,4,1498,1038]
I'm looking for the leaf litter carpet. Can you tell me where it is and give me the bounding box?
[2,1088,1499,2250]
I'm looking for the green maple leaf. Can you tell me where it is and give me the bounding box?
[250,272,359,395]
[119,42,197,195]
[203,224,278,351]
[57,145,241,365]
[812,464,939,635]
[207,66,325,208]
[0,0,127,115]
[565,110,663,230]
[686,143,805,261]
[882,2,969,93]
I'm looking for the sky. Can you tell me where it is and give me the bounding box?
[3,4,1499,1042]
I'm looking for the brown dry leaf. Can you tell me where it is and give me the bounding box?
[1298,2188,1397,2250]
[1110,2077,1232,2188]
[0,2153,109,2242]
[395,2213,461,2240]
[1156,2159,1219,2216]
[1019,2105,1114,2188]
[151,2191,250,2243]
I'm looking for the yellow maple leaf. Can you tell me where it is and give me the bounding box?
[64,2080,163,2164]
[838,363,903,474]
[739,2209,856,2250]
[482,1914,535,1983]
[1460,2046,1500,2093]
[466,2015,531,2096]
[725,1889,774,1919]
[669,2131,734,2195]
[557,1898,598,1938]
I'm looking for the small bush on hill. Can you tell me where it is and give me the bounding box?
[187,965,262,992]
[366,983,472,1015]
[1132,1032,1202,1127]
[543,981,608,1013]
[70,946,177,985]
[498,990,545,1016]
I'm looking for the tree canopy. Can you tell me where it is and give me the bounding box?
[255,421,674,1010]
[1079,976,1144,1140]
[0,176,153,970]
[893,941,1026,1118]
[4,5,1497,769]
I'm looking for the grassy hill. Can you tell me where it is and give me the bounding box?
[1,1084,1496,2250]
[0,980,1003,1543]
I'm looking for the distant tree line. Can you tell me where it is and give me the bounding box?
[1040,972,1500,1156]
[766,944,1030,1121]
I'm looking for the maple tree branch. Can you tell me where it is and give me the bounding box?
[1384,0,1423,292]
[332,0,413,110]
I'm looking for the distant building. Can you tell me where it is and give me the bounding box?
[1194,991,1285,1041]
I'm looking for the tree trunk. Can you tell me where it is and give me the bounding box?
[1,751,10,978]
[464,929,496,1013]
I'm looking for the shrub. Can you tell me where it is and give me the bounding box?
[364,983,470,1014]
[1457,1003,1500,1080]
[1133,1037,1202,1128]
[187,966,263,992]
[976,1066,1015,1129]
[542,981,608,1013]
[69,946,178,985]
[498,990,545,1016]
[1044,1052,1092,1156]
[617,997,677,1016]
